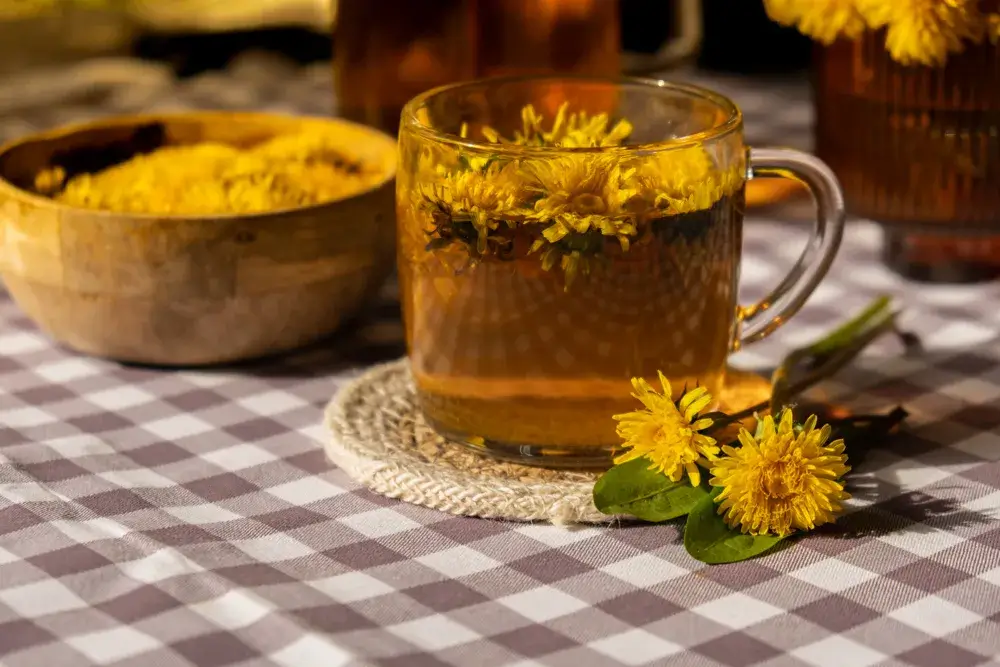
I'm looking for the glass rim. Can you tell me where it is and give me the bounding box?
[399,74,743,154]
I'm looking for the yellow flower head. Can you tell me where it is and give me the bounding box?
[766,0,994,66]
[855,0,985,67]
[483,102,633,148]
[613,372,720,487]
[412,122,492,180]
[710,409,851,538]
[764,0,867,45]
[419,160,526,253]
[631,147,742,217]
[525,154,637,248]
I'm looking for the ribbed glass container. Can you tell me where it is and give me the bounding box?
[814,31,1000,282]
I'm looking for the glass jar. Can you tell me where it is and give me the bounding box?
[814,32,1000,282]
[0,1,132,78]
[332,0,702,135]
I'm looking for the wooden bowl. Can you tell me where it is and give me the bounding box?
[0,111,397,366]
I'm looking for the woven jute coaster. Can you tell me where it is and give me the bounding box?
[324,358,771,525]
[324,359,604,524]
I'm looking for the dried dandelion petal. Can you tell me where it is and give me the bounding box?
[48,131,383,216]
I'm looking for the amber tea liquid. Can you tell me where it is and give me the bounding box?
[398,191,745,451]
[334,0,620,134]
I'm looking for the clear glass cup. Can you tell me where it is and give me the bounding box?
[396,75,845,467]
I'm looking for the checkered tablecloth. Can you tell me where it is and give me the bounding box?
[2,58,1000,667]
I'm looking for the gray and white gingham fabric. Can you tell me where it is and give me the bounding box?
[2,57,1000,667]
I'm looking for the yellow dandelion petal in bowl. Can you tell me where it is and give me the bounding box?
[709,409,851,538]
[612,372,720,487]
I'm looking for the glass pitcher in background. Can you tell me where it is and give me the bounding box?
[332,0,701,134]
[0,0,133,78]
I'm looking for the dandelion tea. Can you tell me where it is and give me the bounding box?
[397,102,746,453]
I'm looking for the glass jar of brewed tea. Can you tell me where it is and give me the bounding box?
[333,0,701,134]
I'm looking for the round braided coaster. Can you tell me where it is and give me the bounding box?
[323,358,771,525]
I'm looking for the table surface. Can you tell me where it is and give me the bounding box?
[2,57,1000,667]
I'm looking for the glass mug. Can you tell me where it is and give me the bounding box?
[396,76,845,466]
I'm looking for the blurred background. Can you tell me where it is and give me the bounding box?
[0,0,811,135]
[0,0,997,283]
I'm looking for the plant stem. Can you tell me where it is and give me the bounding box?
[717,296,918,425]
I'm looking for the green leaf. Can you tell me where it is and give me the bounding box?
[593,458,708,522]
[806,295,893,357]
[768,295,909,414]
[827,406,908,466]
[684,488,785,564]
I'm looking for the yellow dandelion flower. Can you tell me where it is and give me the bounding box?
[525,154,637,249]
[484,102,633,148]
[538,102,633,148]
[612,372,720,487]
[412,121,490,180]
[855,0,984,67]
[419,160,526,253]
[710,409,851,538]
[415,144,454,182]
[631,147,742,217]
[764,0,867,45]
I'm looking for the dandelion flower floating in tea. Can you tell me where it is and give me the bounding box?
[482,102,634,148]
[612,373,719,488]
[419,161,526,256]
[526,155,637,244]
[709,409,851,538]
[632,148,743,218]
[412,101,744,287]
[525,155,638,284]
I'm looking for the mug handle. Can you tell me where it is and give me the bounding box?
[621,0,702,74]
[735,147,847,349]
